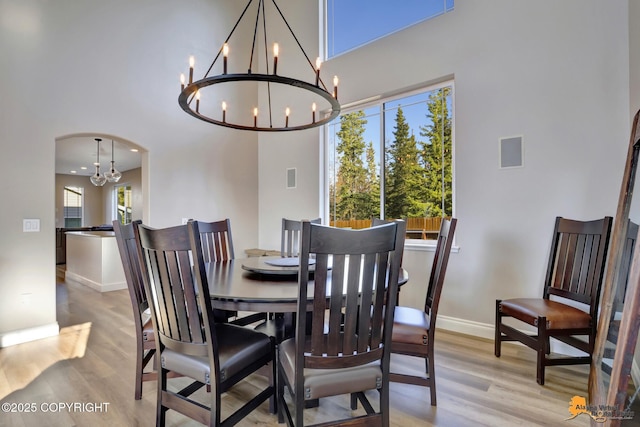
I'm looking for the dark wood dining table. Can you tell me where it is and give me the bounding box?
[206,256,409,314]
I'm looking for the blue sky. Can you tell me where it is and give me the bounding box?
[327,0,454,57]
[327,1,454,172]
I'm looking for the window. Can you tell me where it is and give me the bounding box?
[327,81,453,241]
[63,186,83,227]
[326,0,454,58]
[114,185,133,225]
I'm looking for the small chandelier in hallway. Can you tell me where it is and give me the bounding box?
[105,139,122,183]
[89,138,106,187]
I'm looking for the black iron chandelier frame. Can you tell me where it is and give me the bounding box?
[178,0,340,132]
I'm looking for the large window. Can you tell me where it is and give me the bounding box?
[327,82,453,240]
[326,0,454,58]
[63,186,83,227]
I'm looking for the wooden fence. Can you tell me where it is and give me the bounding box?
[329,217,448,240]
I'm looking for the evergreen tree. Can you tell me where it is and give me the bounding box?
[385,107,426,218]
[365,141,380,218]
[334,111,372,220]
[419,88,452,217]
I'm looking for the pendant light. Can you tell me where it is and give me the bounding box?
[90,138,107,187]
[105,139,122,182]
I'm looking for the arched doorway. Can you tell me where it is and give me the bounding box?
[54,133,149,265]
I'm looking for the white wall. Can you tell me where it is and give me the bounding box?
[0,0,259,343]
[258,0,633,336]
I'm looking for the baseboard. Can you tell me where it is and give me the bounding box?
[0,322,60,348]
[436,315,587,357]
[65,271,127,292]
[437,315,495,340]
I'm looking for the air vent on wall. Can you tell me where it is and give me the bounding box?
[499,135,524,169]
[286,168,296,189]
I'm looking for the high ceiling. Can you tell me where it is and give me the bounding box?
[55,137,142,177]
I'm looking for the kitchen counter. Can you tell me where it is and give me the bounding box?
[65,231,126,292]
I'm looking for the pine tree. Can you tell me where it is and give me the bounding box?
[419,87,452,217]
[385,107,426,218]
[334,111,373,220]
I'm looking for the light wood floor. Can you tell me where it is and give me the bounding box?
[0,270,594,426]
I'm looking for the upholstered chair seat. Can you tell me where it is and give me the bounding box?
[391,306,430,346]
[499,298,591,330]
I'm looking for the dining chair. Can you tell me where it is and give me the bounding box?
[277,219,406,427]
[280,217,321,257]
[255,217,323,342]
[495,216,613,385]
[196,218,235,263]
[389,217,457,406]
[113,219,158,400]
[134,221,275,427]
[196,218,264,326]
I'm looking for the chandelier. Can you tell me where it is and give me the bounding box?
[178,0,340,132]
[90,138,106,187]
[90,138,122,186]
[105,139,122,183]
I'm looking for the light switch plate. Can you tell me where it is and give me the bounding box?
[23,219,40,232]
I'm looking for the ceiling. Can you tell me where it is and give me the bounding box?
[55,137,142,177]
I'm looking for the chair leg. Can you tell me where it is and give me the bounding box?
[427,352,437,406]
[494,299,502,357]
[134,346,143,400]
[380,381,390,427]
[536,316,547,385]
[157,366,167,427]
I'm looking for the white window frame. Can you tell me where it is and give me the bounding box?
[323,79,455,250]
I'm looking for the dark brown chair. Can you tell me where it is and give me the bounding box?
[389,217,457,406]
[495,216,613,385]
[280,217,321,257]
[277,220,406,427]
[134,221,275,426]
[196,218,235,263]
[196,218,264,326]
[113,219,157,400]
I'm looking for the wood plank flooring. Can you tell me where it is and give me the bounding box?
[0,269,594,426]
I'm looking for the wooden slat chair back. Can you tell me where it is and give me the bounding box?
[389,217,457,406]
[113,219,158,400]
[280,217,321,257]
[197,218,234,263]
[134,221,275,426]
[495,216,613,385]
[196,218,262,325]
[277,220,406,427]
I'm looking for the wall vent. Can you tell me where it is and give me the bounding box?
[499,135,524,169]
[286,168,296,189]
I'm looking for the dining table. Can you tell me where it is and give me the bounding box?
[205,256,409,314]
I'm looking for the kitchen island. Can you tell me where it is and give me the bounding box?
[65,231,126,292]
